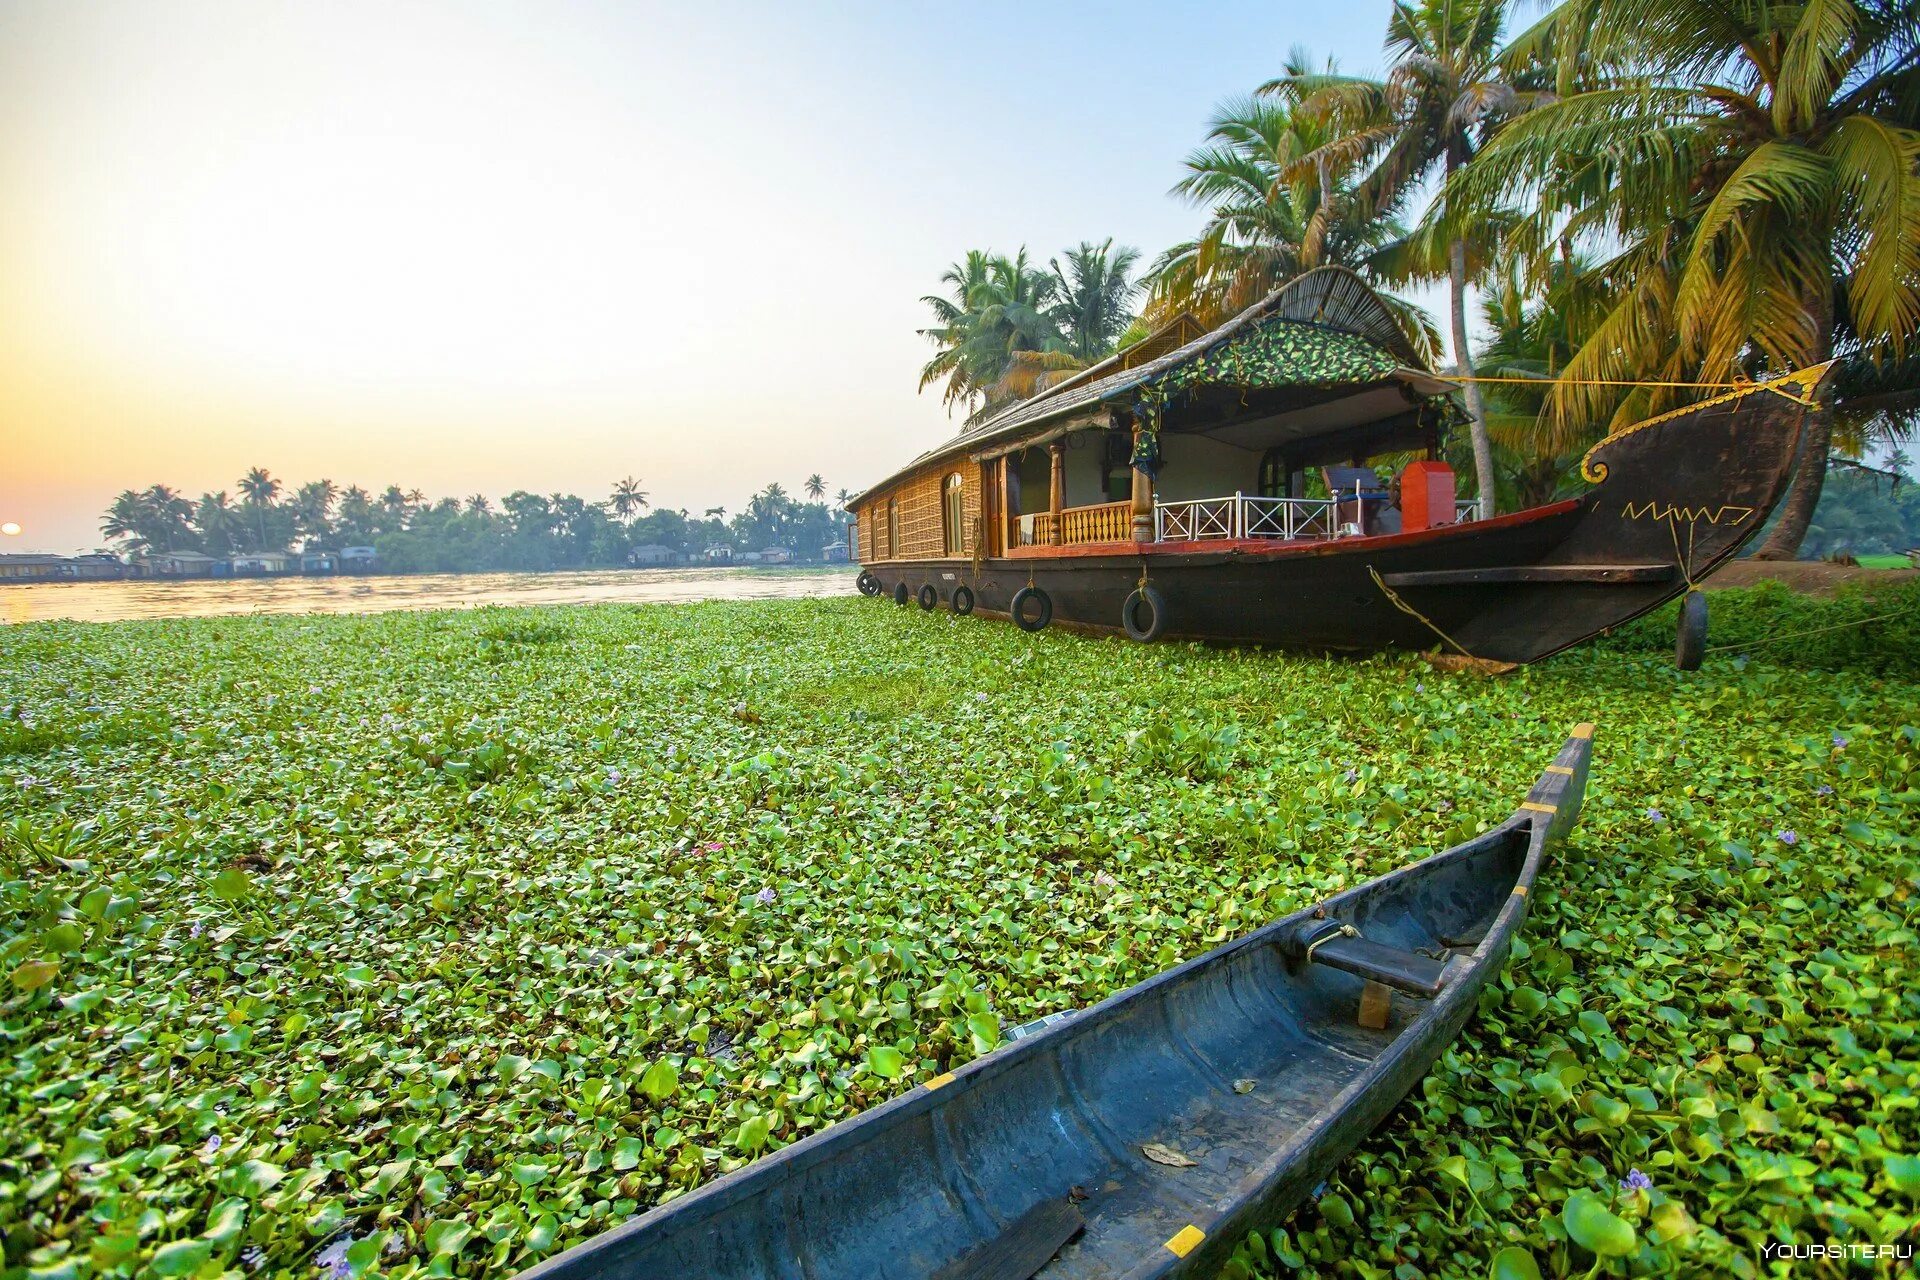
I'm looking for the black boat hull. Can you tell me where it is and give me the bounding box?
[861,369,1828,663]
[517,731,1595,1280]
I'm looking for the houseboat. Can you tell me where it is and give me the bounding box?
[847,268,1829,665]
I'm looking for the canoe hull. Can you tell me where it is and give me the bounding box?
[516,732,1595,1280]
[860,371,1826,663]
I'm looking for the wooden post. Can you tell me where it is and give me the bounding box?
[1131,426,1154,543]
[1048,441,1065,546]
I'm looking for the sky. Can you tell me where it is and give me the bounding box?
[1,0,1415,553]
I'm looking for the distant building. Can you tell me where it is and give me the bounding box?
[760,547,792,564]
[340,546,379,573]
[629,544,676,566]
[0,553,69,582]
[299,550,338,574]
[67,553,126,580]
[704,545,734,564]
[821,541,849,563]
[135,550,218,578]
[230,551,294,576]
[737,551,764,563]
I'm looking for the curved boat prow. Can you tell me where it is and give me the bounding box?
[1519,721,1594,845]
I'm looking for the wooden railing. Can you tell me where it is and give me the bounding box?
[1016,500,1134,547]
[1061,501,1133,544]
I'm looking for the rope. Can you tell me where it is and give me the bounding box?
[1666,517,1699,592]
[1305,923,1360,962]
[1704,605,1920,654]
[1366,565,1478,659]
[1438,375,1820,408]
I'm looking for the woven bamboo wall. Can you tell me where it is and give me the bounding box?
[857,462,980,561]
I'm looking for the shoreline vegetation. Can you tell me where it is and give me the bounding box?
[84,473,858,577]
[4,586,1918,1280]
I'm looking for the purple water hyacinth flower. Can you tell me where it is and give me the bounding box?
[1621,1168,1652,1194]
[1342,768,1359,783]
[755,886,777,905]
[1415,683,1425,693]
[203,1133,221,1155]
[1645,808,1665,823]
[1815,784,1834,797]
[1833,733,1849,749]
[1777,829,1799,845]
[316,1238,354,1280]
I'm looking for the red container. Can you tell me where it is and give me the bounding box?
[1401,461,1456,532]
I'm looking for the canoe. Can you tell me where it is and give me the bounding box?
[519,727,1595,1280]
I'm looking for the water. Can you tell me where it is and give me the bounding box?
[0,566,853,625]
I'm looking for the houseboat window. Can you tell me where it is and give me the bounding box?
[1103,431,1132,501]
[885,498,899,559]
[942,474,965,556]
[1259,448,1288,499]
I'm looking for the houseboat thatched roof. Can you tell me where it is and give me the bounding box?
[851,267,1455,508]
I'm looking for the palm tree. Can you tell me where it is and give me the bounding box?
[465,493,492,516]
[804,474,826,501]
[194,491,240,557]
[338,486,377,543]
[142,484,194,552]
[1049,240,1143,362]
[1268,6,1537,518]
[292,480,337,547]
[918,249,1066,422]
[704,506,726,521]
[609,476,649,521]
[1449,0,1920,555]
[378,486,411,531]
[1145,87,1440,357]
[1470,260,1622,508]
[101,490,148,548]
[237,467,280,551]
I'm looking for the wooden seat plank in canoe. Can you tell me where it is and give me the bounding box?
[515,726,1595,1280]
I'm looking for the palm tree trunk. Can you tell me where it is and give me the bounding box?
[1751,399,1832,560]
[1448,237,1496,520]
[1751,319,1836,561]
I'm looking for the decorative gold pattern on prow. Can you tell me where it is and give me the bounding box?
[1619,501,1755,526]
[1577,363,1831,484]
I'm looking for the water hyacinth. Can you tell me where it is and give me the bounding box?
[1645,807,1665,822]
[755,886,777,905]
[314,1238,354,1280]
[1777,829,1799,845]
[1620,1168,1652,1194]
[2,592,1914,1280]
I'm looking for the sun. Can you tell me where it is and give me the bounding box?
[0,522,21,536]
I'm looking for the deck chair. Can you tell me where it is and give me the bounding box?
[1322,466,1389,536]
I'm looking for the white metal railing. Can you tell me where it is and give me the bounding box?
[1154,492,1344,543]
[1455,500,1481,523]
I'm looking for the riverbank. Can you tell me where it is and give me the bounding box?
[4,593,1914,1278]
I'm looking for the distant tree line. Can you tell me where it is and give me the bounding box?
[100,471,856,571]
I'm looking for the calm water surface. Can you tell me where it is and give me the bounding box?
[1,566,853,625]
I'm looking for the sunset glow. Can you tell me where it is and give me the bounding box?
[0,1,1386,551]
